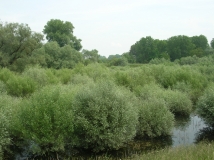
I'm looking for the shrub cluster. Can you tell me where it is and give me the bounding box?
[196,84,214,126]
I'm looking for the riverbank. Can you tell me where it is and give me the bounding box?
[128,142,214,160]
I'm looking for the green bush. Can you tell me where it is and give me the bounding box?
[137,98,174,138]
[72,81,138,151]
[6,75,36,97]
[22,66,49,87]
[0,81,6,94]
[0,68,14,83]
[196,84,214,126]
[70,74,94,85]
[163,89,192,115]
[0,95,20,159]
[13,85,76,154]
[138,84,192,115]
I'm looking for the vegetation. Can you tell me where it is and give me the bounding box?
[1,19,214,159]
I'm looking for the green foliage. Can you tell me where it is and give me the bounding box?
[13,85,76,154]
[211,38,214,49]
[72,63,111,82]
[175,55,199,65]
[82,49,99,65]
[43,19,82,51]
[191,35,208,50]
[138,84,192,115]
[72,81,138,151]
[0,22,43,71]
[152,65,207,103]
[130,36,158,63]
[137,98,174,138]
[108,57,128,66]
[167,35,195,61]
[22,66,49,87]
[33,41,83,69]
[0,95,20,159]
[6,74,36,97]
[196,84,214,126]
[0,68,14,83]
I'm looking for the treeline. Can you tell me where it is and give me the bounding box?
[1,20,214,72]
[127,35,214,63]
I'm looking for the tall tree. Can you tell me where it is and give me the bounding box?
[129,36,158,63]
[0,22,43,69]
[191,35,208,50]
[43,19,82,51]
[211,38,214,49]
[167,35,195,61]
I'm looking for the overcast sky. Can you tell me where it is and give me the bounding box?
[1,0,213,57]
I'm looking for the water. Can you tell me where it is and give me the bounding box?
[172,114,207,146]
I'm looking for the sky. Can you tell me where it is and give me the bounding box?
[1,0,214,57]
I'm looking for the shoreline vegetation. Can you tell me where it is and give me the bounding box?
[1,20,214,159]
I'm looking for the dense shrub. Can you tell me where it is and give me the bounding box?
[0,95,20,159]
[152,65,207,103]
[138,84,192,115]
[0,68,14,83]
[6,75,36,97]
[13,85,76,154]
[72,63,111,82]
[137,98,174,138]
[196,84,214,126]
[22,66,49,87]
[72,81,138,151]
[0,81,6,94]
[70,74,94,85]
[163,89,192,115]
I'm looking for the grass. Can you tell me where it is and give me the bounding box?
[128,142,214,160]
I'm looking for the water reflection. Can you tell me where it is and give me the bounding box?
[172,114,207,146]
[195,126,214,143]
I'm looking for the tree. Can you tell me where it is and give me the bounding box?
[0,22,43,70]
[191,35,208,50]
[43,19,82,51]
[32,42,83,69]
[211,38,214,49]
[167,35,195,61]
[129,36,158,63]
[82,49,99,65]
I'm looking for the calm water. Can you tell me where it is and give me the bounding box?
[172,114,207,146]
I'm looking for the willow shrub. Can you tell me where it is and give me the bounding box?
[196,84,214,126]
[137,98,174,138]
[152,65,207,103]
[22,66,49,87]
[0,68,14,83]
[13,84,77,155]
[72,81,138,151]
[72,63,111,82]
[138,84,192,115]
[0,95,20,159]
[6,74,36,97]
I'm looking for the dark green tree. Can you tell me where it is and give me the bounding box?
[167,35,195,61]
[129,36,158,63]
[211,38,214,49]
[43,19,82,51]
[191,35,208,50]
[0,22,43,70]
